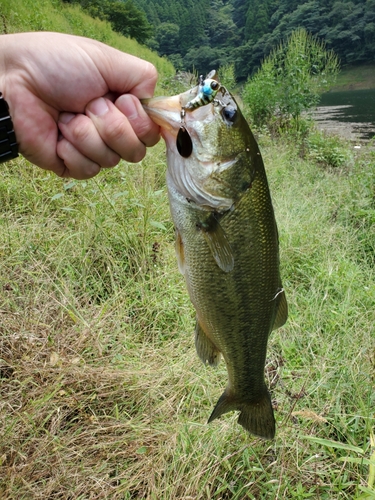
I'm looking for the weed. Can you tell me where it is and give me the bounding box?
[305,129,353,169]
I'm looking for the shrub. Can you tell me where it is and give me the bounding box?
[243,28,340,129]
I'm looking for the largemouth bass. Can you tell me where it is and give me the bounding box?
[142,73,288,439]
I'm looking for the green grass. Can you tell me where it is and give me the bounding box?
[1,127,374,498]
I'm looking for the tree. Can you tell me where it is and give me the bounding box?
[178,0,209,52]
[62,0,153,44]
[245,0,269,43]
[155,23,180,56]
[128,0,374,78]
[106,0,153,43]
[209,1,240,48]
[183,45,231,75]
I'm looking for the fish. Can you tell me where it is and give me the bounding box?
[142,72,288,439]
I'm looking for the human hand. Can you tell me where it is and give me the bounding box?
[0,32,160,179]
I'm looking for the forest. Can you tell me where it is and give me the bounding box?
[64,0,375,79]
[134,0,375,80]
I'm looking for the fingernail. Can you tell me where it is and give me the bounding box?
[87,97,109,117]
[59,112,75,124]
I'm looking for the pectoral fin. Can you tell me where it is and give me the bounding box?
[195,319,221,366]
[174,229,186,275]
[199,216,234,272]
[272,287,288,330]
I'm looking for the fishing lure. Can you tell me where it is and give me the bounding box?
[184,71,221,111]
[178,71,222,157]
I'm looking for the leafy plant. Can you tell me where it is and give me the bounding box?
[305,129,352,169]
[218,63,236,91]
[243,28,340,128]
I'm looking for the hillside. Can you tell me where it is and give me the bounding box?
[331,64,375,91]
[1,0,174,78]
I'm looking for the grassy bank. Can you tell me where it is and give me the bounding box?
[331,64,375,92]
[1,127,374,497]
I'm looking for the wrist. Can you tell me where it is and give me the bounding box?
[0,92,19,162]
[0,35,19,162]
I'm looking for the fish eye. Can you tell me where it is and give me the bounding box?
[210,81,220,90]
[221,105,237,124]
[176,127,193,158]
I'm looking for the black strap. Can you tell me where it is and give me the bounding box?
[0,92,19,162]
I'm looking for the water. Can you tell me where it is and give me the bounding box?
[313,88,375,141]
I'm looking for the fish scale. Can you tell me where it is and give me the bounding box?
[142,72,287,439]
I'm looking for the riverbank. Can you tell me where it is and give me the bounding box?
[330,64,375,92]
[312,71,375,142]
[311,106,375,143]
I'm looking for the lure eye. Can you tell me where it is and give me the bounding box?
[176,127,193,158]
[221,105,237,125]
[210,81,220,90]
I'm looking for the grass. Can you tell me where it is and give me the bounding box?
[1,126,374,498]
[331,64,375,92]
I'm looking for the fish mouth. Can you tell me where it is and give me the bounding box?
[141,87,199,135]
[141,95,180,133]
[141,89,234,212]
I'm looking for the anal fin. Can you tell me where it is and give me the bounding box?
[272,286,288,331]
[195,319,221,366]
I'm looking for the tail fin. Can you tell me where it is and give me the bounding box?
[207,389,275,439]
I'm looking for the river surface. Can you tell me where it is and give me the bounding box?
[311,88,375,141]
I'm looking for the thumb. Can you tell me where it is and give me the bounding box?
[92,40,158,99]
